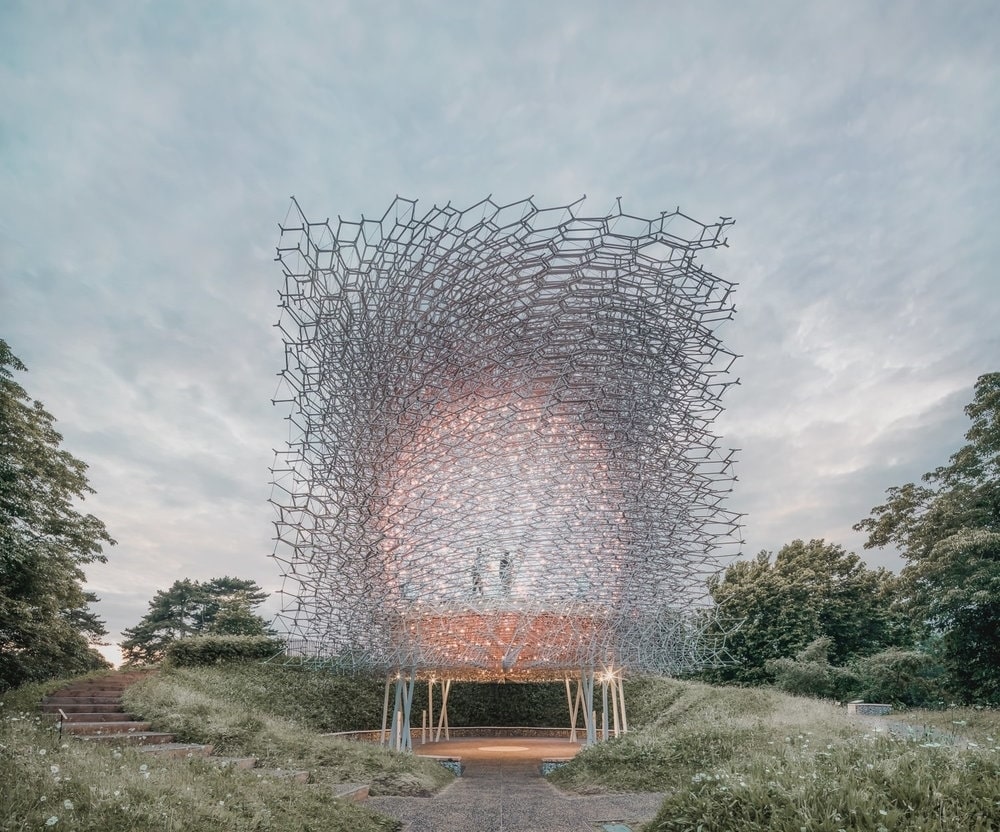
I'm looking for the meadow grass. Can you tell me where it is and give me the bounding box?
[1,678,398,832]
[548,678,1000,831]
[122,665,454,797]
[8,667,1000,831]
[892,705,1000,749]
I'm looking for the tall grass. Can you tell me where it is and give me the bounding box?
[893,705,1000,748]
[0,680,398,832]
[548,678,1000,830]
[122,666,453,797]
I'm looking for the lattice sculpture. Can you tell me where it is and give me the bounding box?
[271,196,740,747]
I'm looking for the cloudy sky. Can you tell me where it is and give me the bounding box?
[2,1,997,664]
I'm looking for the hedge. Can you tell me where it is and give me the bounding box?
[165,635,284,666]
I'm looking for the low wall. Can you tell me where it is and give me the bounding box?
[847,702,892,716]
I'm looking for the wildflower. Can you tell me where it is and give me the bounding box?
[49,765,59,775]
[139,764,148,772]
[45,817,58,826]
[62,800,73,811]
[38,748,47,756]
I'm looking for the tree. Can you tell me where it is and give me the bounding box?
[702,539,901,686]
[766,637,860,700]
[856,372,1000,702]
[0,339,113,691]
[121,576,272,664]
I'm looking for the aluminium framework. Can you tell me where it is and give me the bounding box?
[270,195,740,740]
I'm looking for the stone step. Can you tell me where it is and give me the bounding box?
[43,695,123,706]
[137,743,215,759]
[53,687,132,695]
[41,703,124,714]
[60,712,137,723]
[80,731,176,745]
[63,721,153,736]
[255,768,310,784]
[332,782,370,802]
[209,756,258,770]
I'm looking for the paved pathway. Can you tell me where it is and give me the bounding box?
[368,739,665,832]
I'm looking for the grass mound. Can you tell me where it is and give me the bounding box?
[0,676,399,832]
[548,677,1000,830]
[122,665,453,797]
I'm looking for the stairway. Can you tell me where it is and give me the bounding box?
[38,672,334,789]
[39,671,214,759]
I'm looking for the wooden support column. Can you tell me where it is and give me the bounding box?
[435,678,452,742]
[380,675,392,746]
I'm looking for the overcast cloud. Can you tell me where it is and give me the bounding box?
[2,1,997,664]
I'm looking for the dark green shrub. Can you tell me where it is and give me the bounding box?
[165,634,283,666]
[766,637,861,700]
[854,647,950,707]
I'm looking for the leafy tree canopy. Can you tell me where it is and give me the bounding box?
[0,339,113,690]
[702,539,901,686]
[121,576,273,665]
[856,372,1000,702]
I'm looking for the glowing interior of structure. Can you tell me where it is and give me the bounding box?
[377,385,626,609]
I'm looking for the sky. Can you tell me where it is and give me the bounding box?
[2,1,998,666]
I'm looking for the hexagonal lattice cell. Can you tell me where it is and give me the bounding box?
[271,196,740,682]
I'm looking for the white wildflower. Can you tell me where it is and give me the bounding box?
[49,765,59,775]
[62,800,73,811]
[45,817,58,827]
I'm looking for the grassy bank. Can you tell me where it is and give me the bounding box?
[549,678,1000,831]
[0,676,399,832]
[7,666,999,831]
[122,665,453,796]
[135,662,572,730]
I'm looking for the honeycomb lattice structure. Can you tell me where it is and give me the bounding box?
[271,196,740,681]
